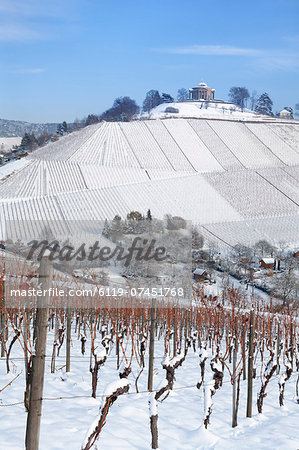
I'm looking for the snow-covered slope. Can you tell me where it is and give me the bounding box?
[0,116,299,248]
[0,137,22,153]
[144,101,257,120]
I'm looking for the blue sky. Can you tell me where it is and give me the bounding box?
[0,0,299,122]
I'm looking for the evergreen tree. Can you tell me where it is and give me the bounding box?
[142,90,163,112]
[161,93,174,103]
[111,215,123,233]
[102,219,111,238]
[125,210,145,234]
[21,133,37,151]
[146,209,152,221]
[110,215,123,242]
[85,114,100,126]
[62,121,68,133]
[177,88,188,102]
[56,123,63,135]
[255,93,273,116]
[21,133,32,150]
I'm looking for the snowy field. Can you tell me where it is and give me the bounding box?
[0,116,298,248]
[0,292,298,450]
[1,340,298,449]
[0,137,22,154]
[143,101,258,121]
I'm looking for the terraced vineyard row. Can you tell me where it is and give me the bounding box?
[26,119,299,171]
[0,118,298,248]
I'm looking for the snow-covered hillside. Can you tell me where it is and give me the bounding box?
[0,117,298,249]
[144,100,257,120]
[0,137,22,153]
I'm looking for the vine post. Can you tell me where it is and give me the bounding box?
[148,298,157,392]
[66,295,71,373]
[246,310,255,418]
[25,253,53,450]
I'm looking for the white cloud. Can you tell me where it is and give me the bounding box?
[254,53,299,71]
[0,0,83,42]
[153,43,299,73]
[154,44,262,56]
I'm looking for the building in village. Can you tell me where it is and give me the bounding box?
[193,268,208,282]
[279,108,292,119]
[259,258,275,269]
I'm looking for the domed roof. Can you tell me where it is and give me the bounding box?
[198,81,208,87]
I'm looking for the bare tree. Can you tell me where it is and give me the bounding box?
[228,87,250,111]
[250,90,258,111]
[274,255,297,304]
[177,88,188,102]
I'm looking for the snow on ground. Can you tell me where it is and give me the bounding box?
[0,320,298,449]
[204,214,299,249]
[0,117,299,248]
[207,121,281,169]
[0,158,32,182]
[143,101,258,121]
[245,123,299,166]
[161,119,224,172]
[0,137,22,153]
[204,170,298,219]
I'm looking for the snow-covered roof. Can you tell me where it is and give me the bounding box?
[260,258,274,264]
[189,82,215,91]
[193,268,206,275]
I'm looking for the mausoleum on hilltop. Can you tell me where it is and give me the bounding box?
[189,81,215,101]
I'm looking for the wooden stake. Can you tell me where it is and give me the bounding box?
[242,317,246,380]
[148,299,156,392]
[25,254,52,450]
[173,311,176,357]
[116,334,120,370]
[1,269,6,358]
[232,331,238,427]
[276,324,280,375]
[66,296,71,373]
[246,310,255,418]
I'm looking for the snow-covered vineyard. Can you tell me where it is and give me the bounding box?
[0,283,298,449]
[0,117,299,247]
[0,114,299,449]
